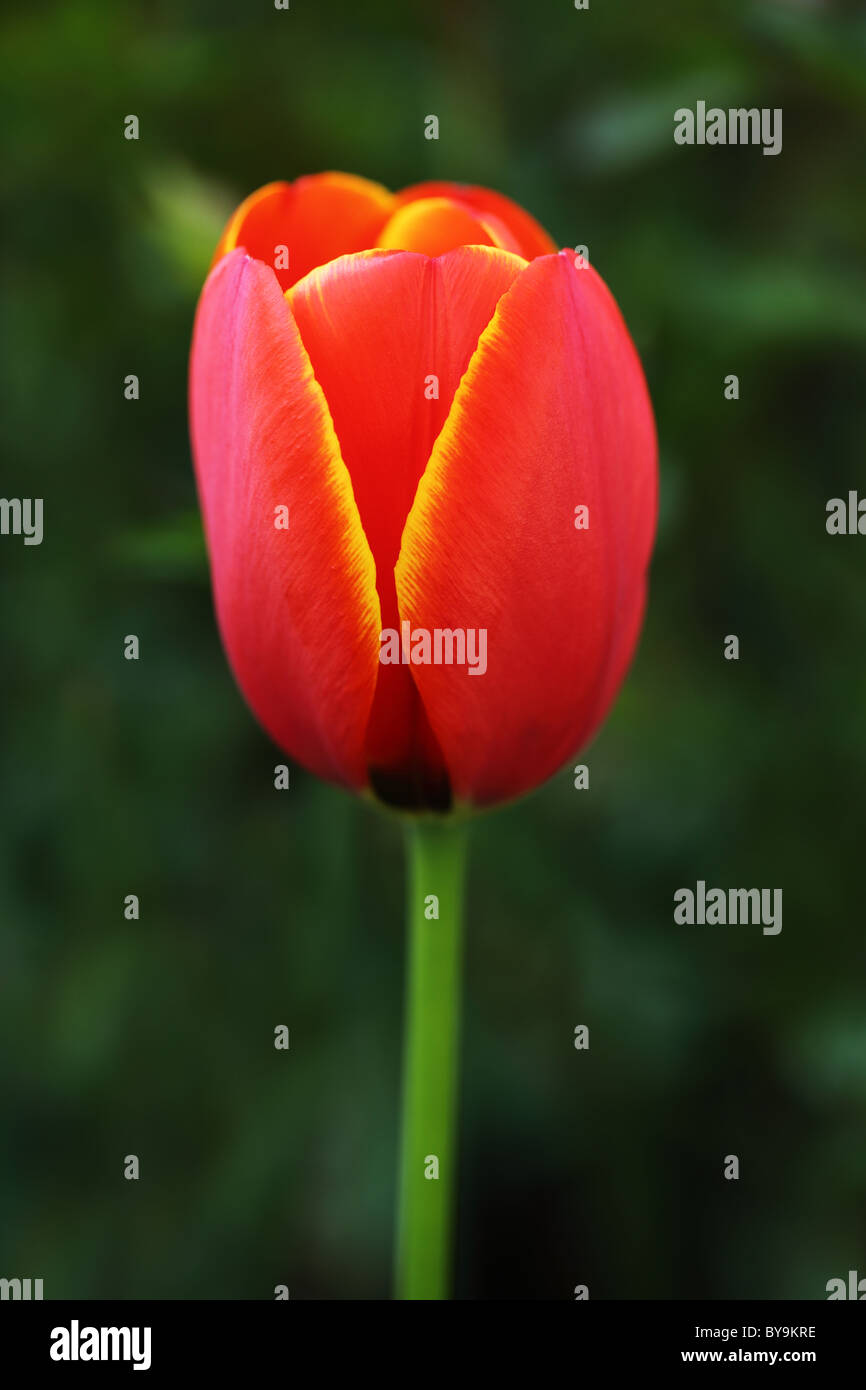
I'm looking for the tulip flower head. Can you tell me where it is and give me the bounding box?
[190,173,657,813]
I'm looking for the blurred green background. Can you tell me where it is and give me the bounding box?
[2,0,865,1299]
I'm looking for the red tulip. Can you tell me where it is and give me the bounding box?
[190,172,657,812]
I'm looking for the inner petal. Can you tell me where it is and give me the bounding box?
[376,197,523,257]
[394,181,558,260]
[288,245,525,806]
[214,174,396,291]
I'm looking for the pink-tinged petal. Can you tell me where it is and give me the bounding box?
[289,245,526,806]
[395,251,657,806]
[189,248,381,789]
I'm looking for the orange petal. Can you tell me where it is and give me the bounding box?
[376,196,524,256]
[213,172,396,290]
[190,250,381,788]
[395,180,557,259]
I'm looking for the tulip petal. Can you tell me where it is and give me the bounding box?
[395,181,557,260]
[289,245,526,805]
[395,251,657,806]
[190,249,381,789]
[213,173,396,290]
[377,197,524,256]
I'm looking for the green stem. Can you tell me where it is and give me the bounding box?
[395,816,468,1300]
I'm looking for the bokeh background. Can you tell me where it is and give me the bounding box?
[2,0,865,1299]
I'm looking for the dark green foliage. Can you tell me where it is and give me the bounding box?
[1,0,864,1299]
